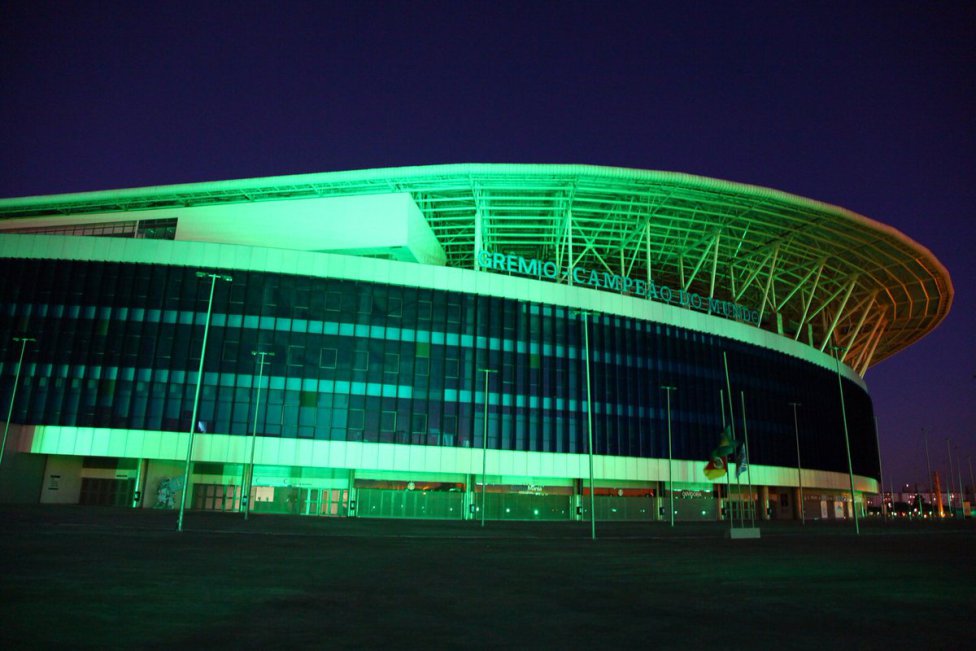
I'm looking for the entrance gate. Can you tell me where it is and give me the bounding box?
[297,488,349,517]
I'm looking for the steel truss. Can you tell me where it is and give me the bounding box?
[0,164,952,375]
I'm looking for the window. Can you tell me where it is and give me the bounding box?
[380,411,397,433]
[388,297,402,318]
[384,353,400,374]
[418,300,432,320]
[447,302,461,323]
[411,413,427,435]
[326,291,342,311]
[443,415,457,435]
[445,357,459,378]
[320,348,338,369]
[353,351,369,371]
[287,346,304,367]
[221,341,239,363]
[349,409,366,430]
[358,293,371,315]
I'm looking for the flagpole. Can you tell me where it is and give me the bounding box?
[720,389,732,532]
[721,352,738,529]
[661,385,677,527]
[789,402,804,525]
[735,444,744,528]
[740,391,755,528]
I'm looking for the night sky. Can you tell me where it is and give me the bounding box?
[2,1,973,493]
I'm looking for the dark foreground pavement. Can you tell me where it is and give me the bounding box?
[0,505,972,650]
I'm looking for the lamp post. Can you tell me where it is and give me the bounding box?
[573,310,596,540]
[956,446,965,518]
[661,385,677,527]
[788,402,804,525]
[177,272,232,533]
[946,438,955,516]
[924,431,933,516]
[830,346,859,535]
[1,336,36,471]
[244,350,274,520]
[479,367,497,527]
[968,457,974,511]
[873,416,887,523]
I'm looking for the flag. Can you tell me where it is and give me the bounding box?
[735,441,748,478]
[703,456,726,480]
[703,426,738,480]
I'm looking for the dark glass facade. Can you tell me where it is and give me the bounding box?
[0,258,879,479]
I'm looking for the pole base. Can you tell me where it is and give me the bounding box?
[727,527,761,540]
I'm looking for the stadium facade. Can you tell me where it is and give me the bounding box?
[0,164,952,522]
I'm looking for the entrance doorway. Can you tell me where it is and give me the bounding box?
[79,478,134,506]
[297,488,349,517]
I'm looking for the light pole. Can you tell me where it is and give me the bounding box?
[244,350,274,520]
[479,367,497,527]
[968,457,974,512]
[177,272,232,533]
[573,310,596,540]
[830,346,859,535]
[1,336,36,471]
[956,446,965,518]
[789,402,804,525]
[661,385,677,527]
[873,416,887,523]
[924,431,933,516]
[946,438,955,516]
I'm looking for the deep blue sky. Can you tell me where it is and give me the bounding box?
[2,1,973,493]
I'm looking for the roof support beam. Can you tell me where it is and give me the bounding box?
[777,259,827,312]
[682,231,720,293]
[857,317,888,376]
[852,309,886,371]
[473,200,483,271]
[733,249,773,303]
[793,262,826,340]
[819,277,859,352]
[709,232,721,300]
[757,246,780,324]
[842,292,878,359]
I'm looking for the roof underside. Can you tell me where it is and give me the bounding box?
[0,163,953,374]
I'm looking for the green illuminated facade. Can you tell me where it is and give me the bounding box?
[0,165,953,521]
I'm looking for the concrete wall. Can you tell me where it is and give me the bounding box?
[39,456,83,504]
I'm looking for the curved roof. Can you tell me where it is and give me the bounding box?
[0,163,953,374]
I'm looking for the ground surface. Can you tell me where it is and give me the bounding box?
[0,506,971,650]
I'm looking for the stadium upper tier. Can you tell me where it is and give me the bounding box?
[0,163,952,374]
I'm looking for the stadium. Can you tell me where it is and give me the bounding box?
[0,164,952,523]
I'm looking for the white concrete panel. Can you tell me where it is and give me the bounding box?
[40,456,83,504]
[163,431,185,460]
[73,428,94,455]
